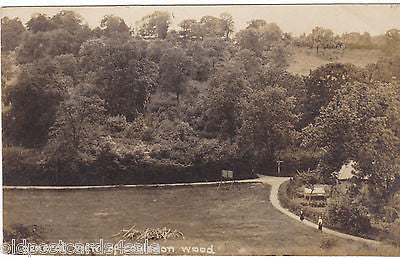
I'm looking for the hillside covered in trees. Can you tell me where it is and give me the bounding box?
[2,10,400,205]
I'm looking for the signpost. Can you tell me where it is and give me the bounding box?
[218,170,234,190]
[277,160,283,175]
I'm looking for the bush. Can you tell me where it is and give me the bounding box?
[383,206,398,223]
[301,200,327,207]
[278,181,324,221]
[326,198,372,236]
[2,146,45,185]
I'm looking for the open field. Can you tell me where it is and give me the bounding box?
[287,47,383,75]
[4,183,397,255]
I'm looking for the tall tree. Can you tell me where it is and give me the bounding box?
[26,13,54,33]
[138,11,171,39]
[200,15,225,39]
[239,85,298,171]
[303,63,366,125]
[236,20,284,56]
[99,14,131,38]
[178,19,202,40]
[1,17,26,53]
[159,47,192,103]
[45,83,108,184]
[79,37,158,120]
[219,13,234,39]
[307,26,334,53]
[385,28,400,54]
[203,62,248,138]
[3,57,74,147]
[301,81,400,191]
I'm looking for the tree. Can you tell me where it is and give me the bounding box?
[236,28,263,55]
[303,63,367,125]
[159,47,192,104]
[307,26,334,53]
[200,15,225,39]
[3,57,74,147]
[138,11,171,39]
[1,51,18,95]
[203,62,249,138]
[1,16,26,52]
[236,20,284,56]
[365,55,400,83]
[341,32,373,49]
[51,10,83,34]
[15,11,91,64]
[50,84,106,154]
[385,28,400,54]
[238,85,298,172]
[247,19,267,29]
[297,168,321,195]
[327,194,372,235]
[51,10,92,53]
[219,13,234,39]
[79,37,158,120]
[146,39,173,63]
[184,41,212,81]
[201,36,236,68]
[99,15,131,38]
[45,84,108,184]
[178,19,202,40]
[301,81,400,194]
[26,13,54,33]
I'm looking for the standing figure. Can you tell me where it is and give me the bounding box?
[318,216,323,231]
[300,210,304,221]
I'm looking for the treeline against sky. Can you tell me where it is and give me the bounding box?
[1,11,400,206]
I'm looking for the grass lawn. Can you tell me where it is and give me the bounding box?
[287,46,383,75]
[3,183,397,255]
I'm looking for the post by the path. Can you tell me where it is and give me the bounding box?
[277,160,283,175]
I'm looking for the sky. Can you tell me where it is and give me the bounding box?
[2,4,400,36]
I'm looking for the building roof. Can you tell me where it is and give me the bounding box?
[338,160,357,180]
[304,186,326,195]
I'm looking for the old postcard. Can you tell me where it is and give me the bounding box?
[2,3,400,256]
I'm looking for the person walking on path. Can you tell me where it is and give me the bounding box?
[318,216,323,231]
[300,210,304,221]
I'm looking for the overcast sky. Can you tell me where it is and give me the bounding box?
[2,4,400,36]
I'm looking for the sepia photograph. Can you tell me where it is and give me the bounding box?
[1,2,400,255]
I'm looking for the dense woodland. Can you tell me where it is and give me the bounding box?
[2,10,400,206]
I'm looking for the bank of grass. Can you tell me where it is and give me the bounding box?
[287,46,383,75]
[4,183,397,255]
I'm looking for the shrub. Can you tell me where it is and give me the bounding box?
[383,206,398,223]
[2,146,44,185]
[326,198,372,236]
[301,200,327,207]
[279,181,324,220]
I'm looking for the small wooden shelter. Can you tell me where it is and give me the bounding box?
[304,186,327,200]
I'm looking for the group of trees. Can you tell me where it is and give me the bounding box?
[2,11,400,214]
[295,26,400,53]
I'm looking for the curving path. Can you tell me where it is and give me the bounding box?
[258,174,381,245]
